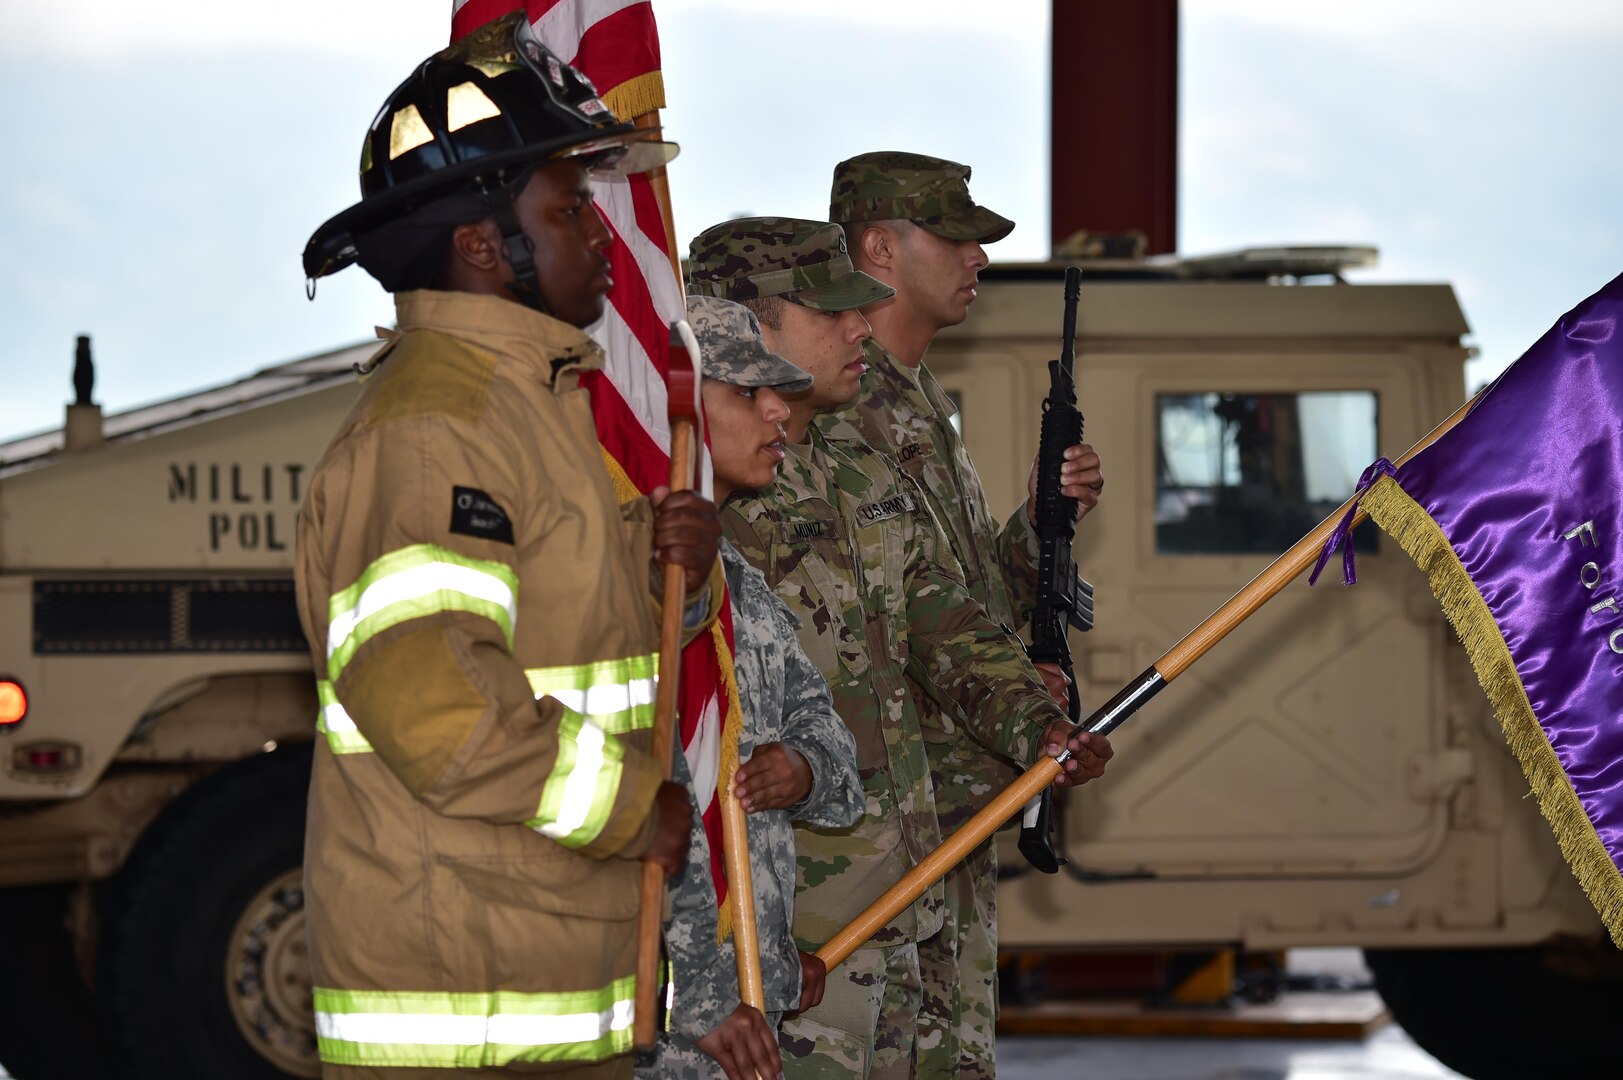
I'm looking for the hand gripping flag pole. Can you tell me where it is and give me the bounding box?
[668,317,767,1029]
[816,390,1482,969]
[633,316,697,1048]
[631,113,763,1046]
[450,0,761,1051]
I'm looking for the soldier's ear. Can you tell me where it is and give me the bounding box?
[449,219,503,273]
[856,222,896,271]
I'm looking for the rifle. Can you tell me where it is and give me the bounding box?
[816,391,1481,969]
[1016,266,1096,874]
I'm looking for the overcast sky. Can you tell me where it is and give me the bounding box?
[3,1,1619,440]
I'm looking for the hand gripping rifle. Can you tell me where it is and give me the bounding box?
[1016,266,1096,874]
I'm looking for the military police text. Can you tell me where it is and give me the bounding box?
[168,461,304,552]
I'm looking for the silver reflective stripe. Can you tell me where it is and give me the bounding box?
[527,710,622,848]
[313,980,635,1067]
[314,1000,633,1047]
[537,679,656,721]
[524,654,658,735]
[315,679,373,755]
[326,544,519,681]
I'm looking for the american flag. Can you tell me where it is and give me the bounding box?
[450,0,738,919]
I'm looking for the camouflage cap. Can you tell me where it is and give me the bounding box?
[685,295,813,391]
[687,217,895,311]
[829,151,1015,244]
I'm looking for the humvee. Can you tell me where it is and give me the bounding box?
[0,250,1613,1079]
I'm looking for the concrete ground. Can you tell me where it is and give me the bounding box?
[1000,1024,1466,1080]
[997,950,1465,1079]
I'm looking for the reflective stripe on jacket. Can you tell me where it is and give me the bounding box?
[296,290,718,1071]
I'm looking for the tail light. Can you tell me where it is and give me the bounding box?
[0,678,25,729]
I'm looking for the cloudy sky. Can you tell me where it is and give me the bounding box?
[3,1,1619,440]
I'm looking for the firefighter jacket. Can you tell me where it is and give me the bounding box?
[294,289,721,1072]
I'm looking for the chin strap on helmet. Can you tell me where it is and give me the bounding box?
[481,171,551,316]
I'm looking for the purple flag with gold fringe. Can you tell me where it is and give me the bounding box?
[1320,272,1623,945]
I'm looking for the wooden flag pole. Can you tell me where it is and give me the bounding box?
[630,109,766,1046]
[721,792,766,1012]
[631,108,693,1051]
[816,389,1483,970]
[633,389,695,1049]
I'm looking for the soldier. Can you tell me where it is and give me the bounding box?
[825,151,1106,1079]
[688,217,1113,1079]
[641,295,864,1080]
[297,18,723,1078]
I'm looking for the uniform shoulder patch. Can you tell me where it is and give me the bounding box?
[855,489,918,525]
[449,486,515,544]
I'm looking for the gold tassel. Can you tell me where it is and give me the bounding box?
[603,71,667,125]
[711,618,746,946]
[597,448,744,945]
[1361,475,1623,947]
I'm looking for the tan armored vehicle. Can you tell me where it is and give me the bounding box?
[0,251,1613,1080]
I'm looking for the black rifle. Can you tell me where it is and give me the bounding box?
[1016,266,1096,873]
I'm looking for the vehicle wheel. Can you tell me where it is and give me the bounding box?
[100,745,317,1079]
[1366,946,1623,1080]
[0,884,117,1078]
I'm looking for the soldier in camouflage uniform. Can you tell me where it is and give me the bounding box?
[640,297,865,1080]
[688,218,1113,1080]
[825,151,1106,1080]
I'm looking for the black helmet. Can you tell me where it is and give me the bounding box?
[303,13,677,284]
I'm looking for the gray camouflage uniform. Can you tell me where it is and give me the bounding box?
[640,544,863,1080]
[639,296,862,1080]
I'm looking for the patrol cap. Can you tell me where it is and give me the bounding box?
[829,151,1015,244]
[687,217,895,311]
[685,296,813,391]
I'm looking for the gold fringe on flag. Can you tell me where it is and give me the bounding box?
[1360,474,1623,947]
[598,448,746,944]
[709,617,747,945]
[603,71,667,127]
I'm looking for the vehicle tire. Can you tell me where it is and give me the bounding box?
[1366,946,1623,1080]
[99,745,317,1080]
[0,884,117,1079]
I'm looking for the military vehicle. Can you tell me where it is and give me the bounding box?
[0,250,1614,1080]
[0,341,371,1079]
[937,251,1620,1080]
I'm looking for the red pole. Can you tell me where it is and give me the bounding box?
[1050,0,1179,255]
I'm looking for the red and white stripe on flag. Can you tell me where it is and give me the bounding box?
[449,0,735,912]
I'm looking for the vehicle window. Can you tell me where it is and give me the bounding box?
[1156,391,1379,555]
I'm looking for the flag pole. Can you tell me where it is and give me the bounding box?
[816,388,1483,970]
[630,110,766,1047]
[631,109,691,1051]
[635,333,695,1051]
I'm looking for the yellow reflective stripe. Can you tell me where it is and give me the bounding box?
[315,679,373,755]
[313,979,635,1067]
[326,544,518,682]
[526,709,623,849]
[524,653,658,735]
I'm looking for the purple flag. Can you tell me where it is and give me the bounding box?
[1334,272,1623,945]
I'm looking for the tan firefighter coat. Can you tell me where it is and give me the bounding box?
[295,289,720,1073]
